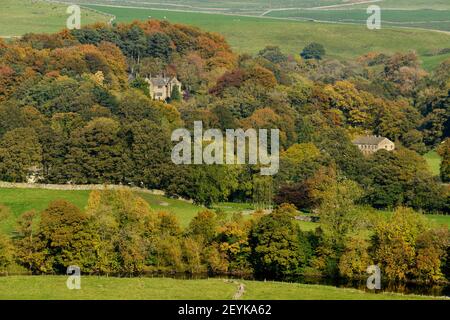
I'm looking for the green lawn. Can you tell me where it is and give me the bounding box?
[424,150,442,177]
[0,0,110,37]
[0,276,441,300]
[84,4,450,70]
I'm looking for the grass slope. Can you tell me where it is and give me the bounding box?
[1,188,449,236]
[3,1,449,69]
[85,5,450,70]
[0,188,200,233]
[0,0,110,37]
[267,9,450,32]
[0,276,440,300]
[0,188,256,234]
[355,0,450,10]
[0,188,90,234]
[424,150,442,177]
[51,0,348,13]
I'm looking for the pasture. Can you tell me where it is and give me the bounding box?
[266,9,450,32]
[0,275,440,300]
[424,150,442,177]
[0,0,109,37]
[3,1,450,70]
[0,188,199,233]
[52,0,450,12]
[1,188,449,236]
[47,0,356,14]
[85,4,450,70]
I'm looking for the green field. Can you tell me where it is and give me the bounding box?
[0,188,90,234]
[0,188,199,233]
[3,1,450,70]
[84,4,450,70]
[52,0,349,14]
[1,188,449,236]
[56,0,450,12]
[0,0,110,37]
[354,0,450,10]
[266,9,450,32]
[0,276,441,300]
[0,188,258,234]
[424,150,442,177]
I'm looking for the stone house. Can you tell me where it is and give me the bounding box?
[352,135,395,155]
[145,75,182,101]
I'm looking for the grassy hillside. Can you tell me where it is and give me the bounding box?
[0,0,110,37]
[356,0,450,10]
[3,1,450,69]
[0,187,320,234]
[0,188,90,234]
[49,0,349,13]
[0,188,200,233]
[0,188,259,234]
[1,188,448,236]
[85,5,450,70]
[266,9,450,32]
[54,0,450,12]
[424,150,442,177]
[0,276,440,300]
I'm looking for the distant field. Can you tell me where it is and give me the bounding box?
[53,0,450,12]
[0,276,439,300]
[354,0,450,10]
[85,5,450,70]
[424,150,442,177]
[3,1,450,70]
[0,0,110,37]
[50,0,351,14]
[266,9,450,32]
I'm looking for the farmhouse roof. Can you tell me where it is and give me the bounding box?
[149,77,170,86]
[352,135,388,145]
[148,76,179,86]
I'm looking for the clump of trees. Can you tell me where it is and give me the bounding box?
[438,138,450,182]
[0,21,449,281]
[371,207,449,282]
[301,42,326,60]
[1,191,448,284]
[0,22,448,214]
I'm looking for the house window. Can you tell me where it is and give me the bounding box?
[158,85,163,89]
